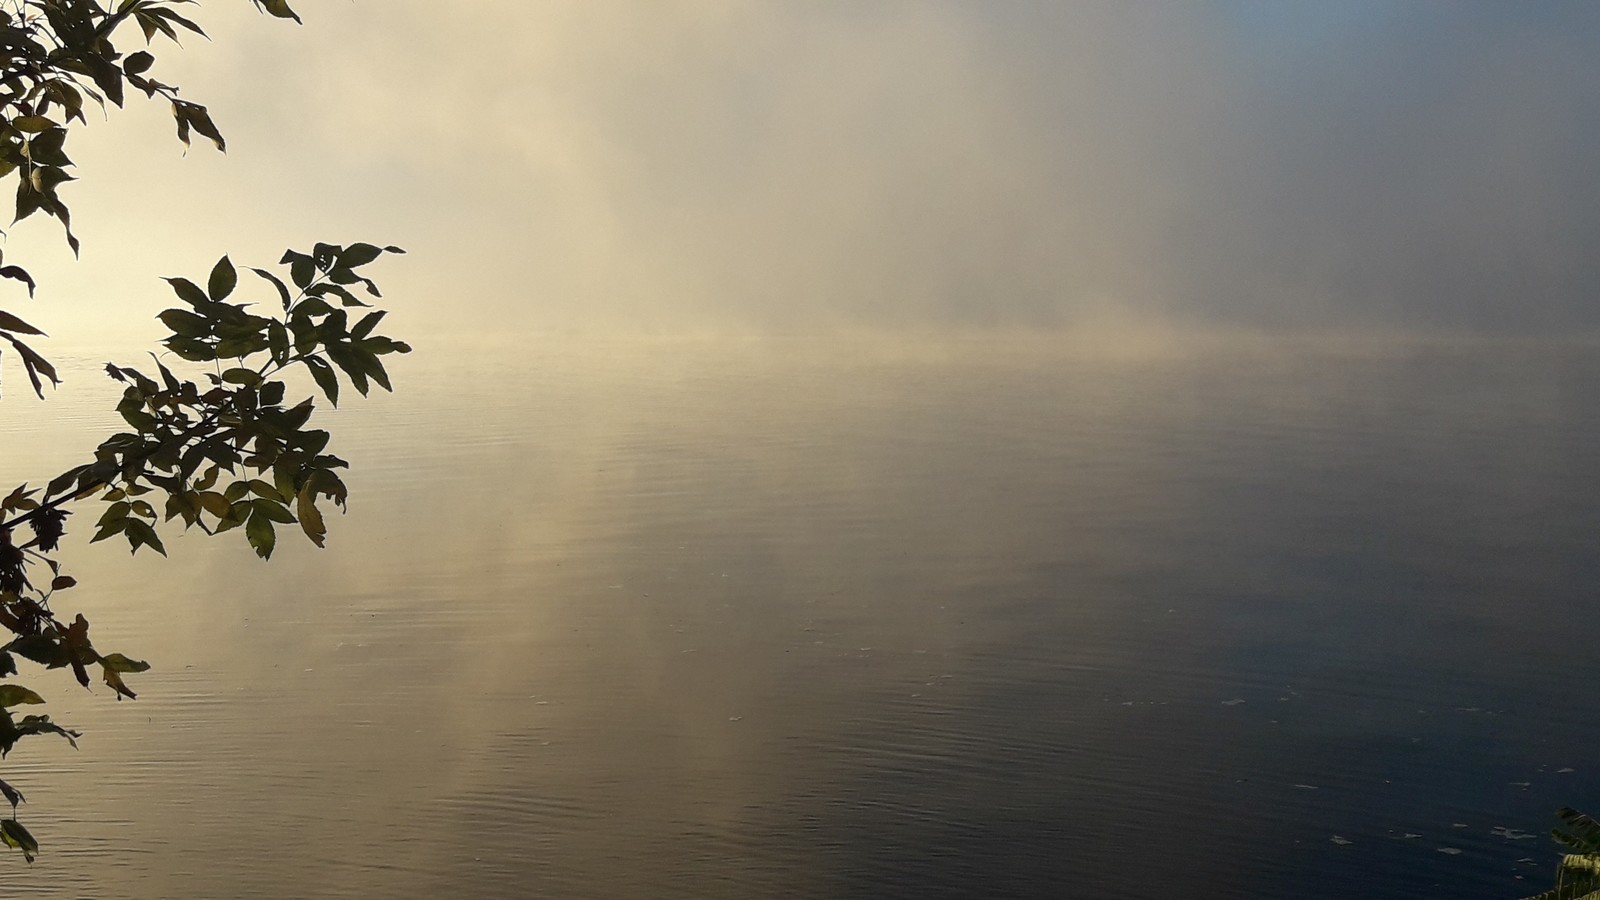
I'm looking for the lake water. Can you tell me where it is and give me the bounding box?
[2,334,1598,898]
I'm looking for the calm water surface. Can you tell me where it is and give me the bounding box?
[2,335,1598,898]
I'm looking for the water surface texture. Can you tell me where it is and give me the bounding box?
[2,335,1597,898]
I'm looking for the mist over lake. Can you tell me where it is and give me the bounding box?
[1,1,1597,895]
[1,334,1594,898]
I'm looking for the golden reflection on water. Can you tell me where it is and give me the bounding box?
[1,334,1598,897]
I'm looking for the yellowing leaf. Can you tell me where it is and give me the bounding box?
[0,685,45,708]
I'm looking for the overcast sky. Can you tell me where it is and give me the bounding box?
[12,0,1600,345]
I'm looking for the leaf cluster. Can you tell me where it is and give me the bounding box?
[0,241,405,860]
[81,244,409,561]
[1522,808,1600,900]
[0,0,300,400]
[0,0,414,867]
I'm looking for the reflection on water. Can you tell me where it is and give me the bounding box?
[1,335,1598,898]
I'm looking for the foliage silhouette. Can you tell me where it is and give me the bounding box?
[1521,808,1600,900]
[0,0,407,861]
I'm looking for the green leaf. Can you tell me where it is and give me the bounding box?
[254,0,303,24]
[350,310,386,340]
[306,468,349,510]
[251,497,296,524]
[0,266,37,298]
[214,500,250,534]
[25,128,72,167]
[163,277,209,308]
[159,7,209,38]
[101,665,137,700]
[0,686,44,708]
[303,355,338,406]
[296,296,336,318]
[326,344,370,396]
[197,491,230,518]
[11,714,78,749]
[286,253,314,289]
[194,465,220,491]
[245,507,276,559]
[0,776,23,811]
[267,320,290,363]
[99,653,151,674]
[336,242,383,269]
[135,7,175,42]
[97,500,131,527]
[1555,809,1600,854]
[14,178,43,223]
[0,333,58,397]
[124,50,155,75]
[0,310,45,336]
[208,255,237,300]
[164,489,198,524]
[1,818,38,862]
[47,81,85,123]
[172,100,224,152]
[221,367,260,386]
[86,52,126,108]
[158,307,209,338]
[249,267,293,310]
[119,406,158,431]
[124,519,166,556]
[152,355,180,393]
[364,352,392,392]
[307,283,366,308]
[296,484,326,548]
[288,313,317,355]
[30,165,76,199]
[91,518,128,544]
[294,428,331,456]
[0,484,30,511]
[4,635,64,668]
[247,480,286,503]
[260,380,286,407]
[164,336,217,362]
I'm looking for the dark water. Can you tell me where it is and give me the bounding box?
[1,335,1597,898]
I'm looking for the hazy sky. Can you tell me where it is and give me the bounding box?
[12,0,1600,344]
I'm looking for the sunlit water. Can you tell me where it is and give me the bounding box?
[1,334,1598,898]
